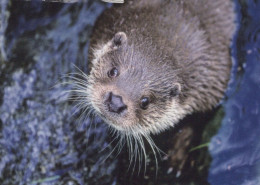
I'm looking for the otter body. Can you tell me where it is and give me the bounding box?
[86,0,235,135]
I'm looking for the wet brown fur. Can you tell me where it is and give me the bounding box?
[87,0,235,134]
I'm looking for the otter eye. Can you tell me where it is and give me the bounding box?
[140,97,150,110]
[108,67,119,78]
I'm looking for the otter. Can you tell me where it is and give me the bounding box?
[69,0,235,164]
[85,0,235,133]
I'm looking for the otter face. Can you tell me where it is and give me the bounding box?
[87,32,186,136]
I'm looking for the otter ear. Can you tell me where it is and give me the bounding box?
[111,32,127,49]
[170,83,181,97]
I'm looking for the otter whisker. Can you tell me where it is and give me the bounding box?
[77,103,92,120]
[125,134,132,162]
[71,101,89,117]
[72,64,90,78]
[129,133,139,173]
[143,134,161,176]
[62,80,89,89]
[137,133,147,175]
[99,135,122,164]
[77,108,91,128]
[127,133,137,173]
[98,133,118,154]
[61,73,89,81]
[118,131,125,156]
[61,72,89,81]
[73,104,92,126]
[135,134,143,175]
[114,136,126,158]
[64,72,89,80]
[61,81,88,91]
[92,115,100,143]
[67,93,89,101]
[132,135,139,173]
[109,126,119,138]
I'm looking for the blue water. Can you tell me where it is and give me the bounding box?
[208,1,260,185]
[0,0,259,184]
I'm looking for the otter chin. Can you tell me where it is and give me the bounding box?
[76,0,235,139]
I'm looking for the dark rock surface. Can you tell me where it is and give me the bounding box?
[0,1,117,184]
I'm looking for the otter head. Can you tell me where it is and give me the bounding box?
[88,32,187,136]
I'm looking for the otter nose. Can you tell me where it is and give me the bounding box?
[105,92,127,114]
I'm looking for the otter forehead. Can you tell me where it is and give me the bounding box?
[99,42,181,94]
